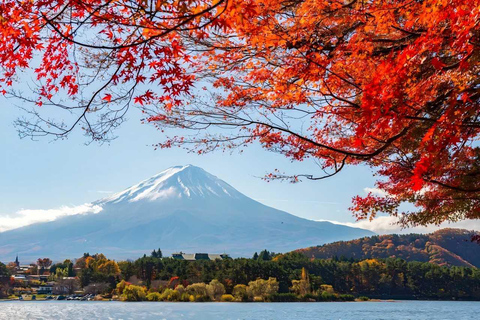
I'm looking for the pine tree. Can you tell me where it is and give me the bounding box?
[258,250,271,261]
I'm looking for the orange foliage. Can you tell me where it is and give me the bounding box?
[0,0,479,226]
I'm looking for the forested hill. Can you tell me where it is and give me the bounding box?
[297,228,480,268]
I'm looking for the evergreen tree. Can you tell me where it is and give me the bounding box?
[258,250,271,261]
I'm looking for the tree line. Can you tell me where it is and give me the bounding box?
[1,250,479,301]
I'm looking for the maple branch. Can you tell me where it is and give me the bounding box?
[40,0,227,50]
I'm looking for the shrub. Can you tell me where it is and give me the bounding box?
[116,280,130,295]
[232,284,249,302]
[186,283,208,297]
[290,279,311,296]
[122,285,146,301]
[358,296,370,301]
[175,284,185,296]
[247,277,279,300]
[192,294,211,302]
[338,294,355,301]
[220,294,235,302]
[180,292,190,302]
[267,293,298,302]
[300,293,318,302]
[206,279,226,301]
[160,288,180,301]
[146,292,162,301]
[318,291,336,301]
[319,284,335,294]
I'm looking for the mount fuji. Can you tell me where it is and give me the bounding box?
[0,165,374,260]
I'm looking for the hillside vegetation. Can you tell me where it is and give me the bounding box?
[297,229,480,268]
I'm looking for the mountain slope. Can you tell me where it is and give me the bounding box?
[0,165,374,261]
[296,228,480,268]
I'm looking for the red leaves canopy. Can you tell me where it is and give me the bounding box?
[1,0,479,227]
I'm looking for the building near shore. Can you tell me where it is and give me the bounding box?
[171,252,230,261]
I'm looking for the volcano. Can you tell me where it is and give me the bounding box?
[0,165,373,260]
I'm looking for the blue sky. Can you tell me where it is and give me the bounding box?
[2,96,479,234]
[0,96,376,218]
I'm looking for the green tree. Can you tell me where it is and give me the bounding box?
[258,250,272,261]
[150,249,162,259]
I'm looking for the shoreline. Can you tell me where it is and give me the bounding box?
[2,298,478,303]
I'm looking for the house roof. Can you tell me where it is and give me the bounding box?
[172,252,229,261]
[208,254,224,260]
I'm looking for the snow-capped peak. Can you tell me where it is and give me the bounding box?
[99,165,241,204]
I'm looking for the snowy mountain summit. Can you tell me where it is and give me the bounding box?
[0,165,374,260]
[101,165,241,204]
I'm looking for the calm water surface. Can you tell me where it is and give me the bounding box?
[0,301,478,320]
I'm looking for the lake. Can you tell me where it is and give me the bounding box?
[0,301,478,319]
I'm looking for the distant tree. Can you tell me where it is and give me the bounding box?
[252,252,259,260]
[117,261,136,281]
[0,262,9,277]
[56,267,69,279]
[258,250,272,261]
[37,258,52,269]
[64,260,74,277]
[0,264,10,299]
[97,260,121,276]
[151,248,163,259]
[290,279,311,296]
[53,278,79,295]
[50,260,74,278]
[36,258,52,275]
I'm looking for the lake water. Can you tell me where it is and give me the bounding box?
[0,301,478,319]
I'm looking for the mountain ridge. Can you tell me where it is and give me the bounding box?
[296,228,480,268]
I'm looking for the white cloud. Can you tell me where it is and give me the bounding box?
[364,187,388,197]
[363,186,430,198]
[0,203,103,232]
[319,216,480,234]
